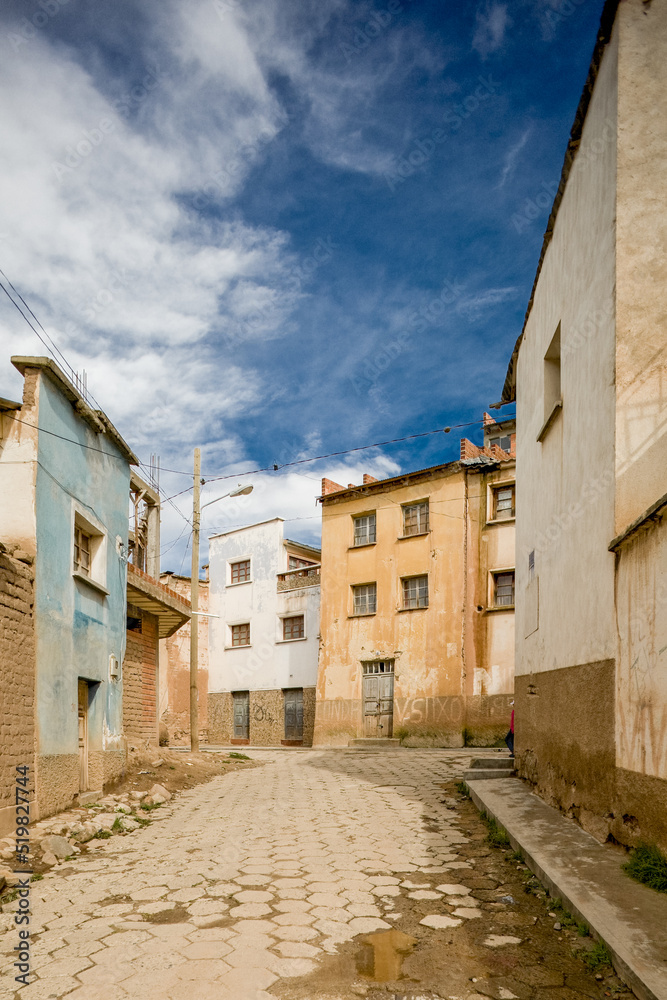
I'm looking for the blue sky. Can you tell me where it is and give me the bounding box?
[0,0,605,566]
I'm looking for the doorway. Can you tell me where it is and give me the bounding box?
[77,680,89,792]
[362,661,394,737]
[284,688,304,741]
[232,691,250,742]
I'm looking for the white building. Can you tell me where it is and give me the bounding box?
[207,518,321,746]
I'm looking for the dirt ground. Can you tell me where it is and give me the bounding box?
[271,780,635,1000]
[106,745,257,797]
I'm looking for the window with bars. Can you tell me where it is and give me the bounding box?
[230,559,251,584]
[74,526,92,576]
[282,615,305,640]
[353,513,376,546]
[492,484,515,520]
[362,660,394,674]
[402,501,429,536]
[231,622,250,646]
[352,583,377,615]
[493,571,515,607]
[402,575,428,609]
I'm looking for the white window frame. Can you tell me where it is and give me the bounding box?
[227,556,252,587]
[401,574,428,610]
[351,583,377,616]
[227,620,251,648]
[352,512,376,547]
[72,505,108,595]
[401,500,430,537]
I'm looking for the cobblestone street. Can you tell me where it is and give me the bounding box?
[2,751,629,1000]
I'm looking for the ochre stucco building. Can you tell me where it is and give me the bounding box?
[314,416,516,747]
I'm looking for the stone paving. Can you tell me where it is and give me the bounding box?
[0,750,508,1000]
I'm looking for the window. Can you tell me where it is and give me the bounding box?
[489,435,512,452]
[539,322,562,440]
[74,525,91,576]
[402,575,428,609]
[283,615,305,640]
[362,660,394,674]
[402,501,429,537]
[493,571,515,608]
[492,484,515,520]
[231,623,250,646]
[352,583,377,615]
[288,555,312,570]
[72,508,107,593]
[353,513,376,546]
[230,559,250,584]
[127,615,142,633]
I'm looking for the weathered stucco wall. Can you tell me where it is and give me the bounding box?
[208,518,320,697]
[614,0,667,532]
[0,371,39,555]
[0,544,35,837]
[158,574,209,745]
[514,17,618,680]
[615,514,667,781]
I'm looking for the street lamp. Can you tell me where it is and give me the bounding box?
[190,447,253,752]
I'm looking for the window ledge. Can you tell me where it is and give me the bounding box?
[276,637,308,643]
[486,517,516,526]
[348,612,376,618]
[397,605,428,613]
[227,580,252,588]
[73,571,109,596]
[225,644,252,650]
[349,542,376,550]
[398,531,430,540]
[485,604,515,613]
[537,399,563,442]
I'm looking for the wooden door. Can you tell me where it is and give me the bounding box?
[363,662,394,737]
[378,673,394,737]
[233,692,249,740]
[78,680,89,792]
[284,689,304,741]
[363,674,380,736]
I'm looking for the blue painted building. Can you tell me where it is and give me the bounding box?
[0,357,137,817]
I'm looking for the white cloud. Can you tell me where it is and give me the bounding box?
[496,128,532,188]
[472,3,510,59]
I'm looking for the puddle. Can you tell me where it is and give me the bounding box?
[356,928,418,982]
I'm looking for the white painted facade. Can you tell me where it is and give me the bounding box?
[208,519,320,694]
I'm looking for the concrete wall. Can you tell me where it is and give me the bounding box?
[158,574,209,745]
[0,544,35,837]
[207,519,320,746]
[123,606,159,748]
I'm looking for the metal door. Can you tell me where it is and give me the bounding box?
[233,691,249,739]
[284,689,304,741]
[362,663,394,737]
[78,680,89,792]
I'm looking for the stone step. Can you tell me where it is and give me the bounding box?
[348,738,402,749]
[469,756,514,770]
[463,768,516,781]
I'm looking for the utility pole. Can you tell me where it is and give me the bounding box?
[190,447,201,752]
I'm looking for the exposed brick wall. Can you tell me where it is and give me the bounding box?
[123,605,159,747]
[321,477,345,496]
[0,544,35,836]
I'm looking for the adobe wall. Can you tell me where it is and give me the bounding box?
[0,544,35,837]
[123,606,159,748]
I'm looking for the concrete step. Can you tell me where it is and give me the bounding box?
[463,768,516,780]
[348,738,402,749]
[469,756,515,770]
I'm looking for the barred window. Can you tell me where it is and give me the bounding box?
[353,513,376,546]
[402,575,428,609]
[402,501,429,536]
[230,560,250,583]
[352,583,377,615]
[231,623,250,646]
[283,615,305,640]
